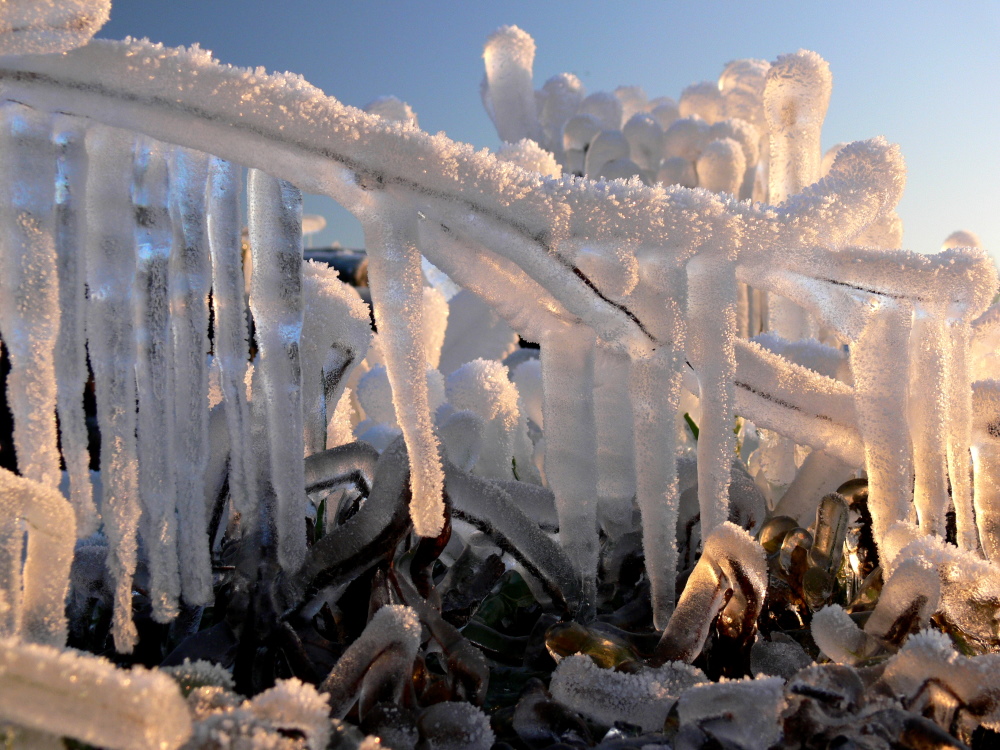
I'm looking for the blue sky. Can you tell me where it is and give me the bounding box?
[101,1,999,259]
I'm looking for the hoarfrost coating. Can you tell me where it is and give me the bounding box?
[0,1,999,747]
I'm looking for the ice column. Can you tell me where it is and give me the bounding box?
[169,148,214,603]
[541,324,598,610]
[907,308,949,537]
[850,302,914,547]
[248,169,308,572]
[946,319,978,551]
[84,125,141,652]
[687,251,738,534]
[972,380,1000,561]
[763,51,831,341]
[207,158,258,532]
[132,138,181,621]
[53,115,98,535]
[358,192,445,537]
[594,345,637,538]
[0,102,60,489]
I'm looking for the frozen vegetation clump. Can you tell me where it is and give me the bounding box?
[1,2,1000,748]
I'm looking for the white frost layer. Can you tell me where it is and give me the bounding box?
[0,637,191,750]
[550,654,705,732]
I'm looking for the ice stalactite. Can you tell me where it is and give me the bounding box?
[850,303,914,548]
[84,125,141,653]
[946,319,979,552]
[594,345,637,538]
[356,192,445,538]
[248,169,308,572]
[168,148,215,602]
[206,158,258,532]
[687,252,739,535]
[972,380,1000,562]
[541,325,599,612]
[52,114,97,536]
[0,102,61,490]
[907,308,950,537]
[132,137,181,622]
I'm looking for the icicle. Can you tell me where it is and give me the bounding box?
[946,319,978,552]
[0,101,60,489]
[248,169,308,571]
[206,158,258,535]
[357,193,445,537]
[629,348,684,630]
[84,124,141,653]
[594,345,637,538]
[132,137,181,622]
[52,114,98,535]
[687,252,738,534]
[541,324,599,611]
[907,308,949,536]
[168,147,214,603]
[850,302,914,548]
[972,380,1000,562]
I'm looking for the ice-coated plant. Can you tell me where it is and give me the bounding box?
[1,1,1000,748]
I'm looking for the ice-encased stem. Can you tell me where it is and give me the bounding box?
[687,253,738,534]
[542,324,599,611]
[168,147,214,603]
[248,169,308,571]
[972,380,1000,562]
[629,348,683,630]
[84,125,142,652]
[320,605,422,718]
[132,137,181,621]
[206,158,258,530]
[0,102,60,489]
[850,302,914,548]
[482,25,542,145]
[0,637,192,750]
[359,194,445,537]
[0,468,75,646]
[52,114,98,535]
[907,309,949,537]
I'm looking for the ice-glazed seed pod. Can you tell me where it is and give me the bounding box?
[578,91,623,131]
[584,129,629,177]
[657,155,697,188]
[718,58,769,131]
[537,73,584,158]
[614,85,648,124]
[363,95,419,128]
[679,81,724,124]
[696,137,746,195]
[482,25,541,145]
[649,96,680,131]
[561,113,602,175]
[623,113,664,173]
[662,115,712,162]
